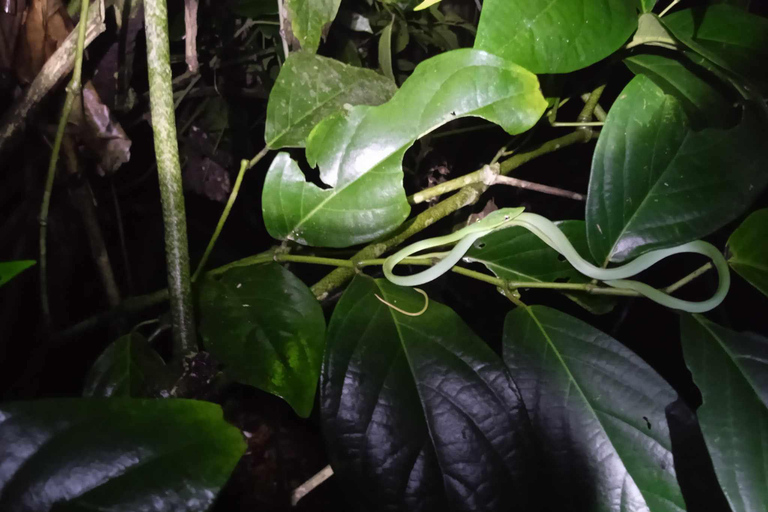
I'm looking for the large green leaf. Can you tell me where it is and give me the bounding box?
[284,0,341,53]
[265,51,397,149]
[624,53,739,129]
[0,260,35,288]
[474,0,638,73]
[321,276,535,511]
[465,220,615,314]
[198,263,325,418]
[263,49,547,248]
[727,209,768,298]
[83,333,169,398]
[662,5,768,93]
[680,315,768,512]
[504,306,686,511]
[586,74,768,264]
[0,399,246,511]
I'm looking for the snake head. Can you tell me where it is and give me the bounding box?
[476,207,525,229]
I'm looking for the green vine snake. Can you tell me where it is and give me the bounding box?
[382,207,730,313]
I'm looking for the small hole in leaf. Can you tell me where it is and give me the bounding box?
[475,242,486,250]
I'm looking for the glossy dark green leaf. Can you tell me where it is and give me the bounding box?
[586,74,768,264]
[624,52,739,129]
[378,16,395,81]
[263,49,546,248]
[0,398,246,511]
[199,263,325,418]
[0,260,35,288]
[265,51,397,149]
[680,315,768,512]
[465,221,615,314]
[321,276,535,511]
[504,306,685,511]
[228,0,278,17]
[726,209,768,298]
[284,0,341,53]
[474,0,638,73]
[83,333,168,398]
[662,5,768,93]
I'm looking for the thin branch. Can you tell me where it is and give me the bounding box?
[659,0,682,17]
[664,262,713,294]
[39,0,98,325]
[63,137,121,307]
[493,175,585,201]
[409,130,594,205]
[183,0,200,73]
[58,242,720,340]
[291,465,334,506]
[145,0,197,356]
[551,122,604,128]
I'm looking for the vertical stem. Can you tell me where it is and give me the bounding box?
[39,0,92,326]
[145,0,196,356]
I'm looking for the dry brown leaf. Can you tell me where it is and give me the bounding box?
[14,0,71,83]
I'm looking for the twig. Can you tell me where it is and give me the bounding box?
[659,0,682,17]
[0,0,105,155]
[63,137,121,307]
[111,181,135,295]
[551,122,604,128]
[39,0,98,325]
[277,0,291,57]
[664,262,713,294]
[183,0,200,73]
[493,175,585,201]
[146,0,197,356]
[409,130,594,205]
[291,465,334,506]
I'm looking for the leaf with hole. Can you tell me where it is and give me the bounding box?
[321,276,535,511]
[726,208,768,299]
[83,333,169,398]
[465,221,615,314]
[0,260,35,289]
[504,306,686,511]
[0,398,246,511]
[284,0,341,53]
[662,5,768,93]
[680,315,768,512]
[262,48,546,247]
[265,51,397,149]
[586,74,768,264]
[474,0,638,73]
[198,263,325,418]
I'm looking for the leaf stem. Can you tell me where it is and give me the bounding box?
[209,253,642,297]
[192,146,271,282]
[145,0,196,356]
[39,0,93,326]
